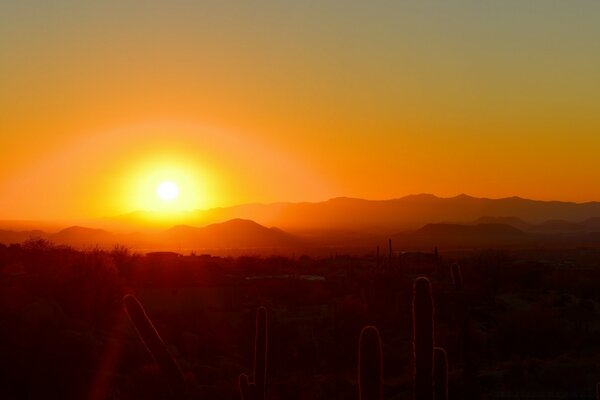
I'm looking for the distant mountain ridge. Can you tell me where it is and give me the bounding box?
[2,219,600,253]
[416,222,527,237]
[469,216,533,231]
[95,194,600,234]
[0,219,302,251]
[3,194,600,252]
[468,216,600,234]
[393,222,533,249]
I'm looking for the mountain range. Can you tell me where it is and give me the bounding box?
[2,194,600,252]
[0,219,300,252]
[104,194,600,233]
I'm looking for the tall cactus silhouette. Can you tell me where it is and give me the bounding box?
[123,294,187,397]
[413,277,434,400]
[239,306,268,400]
[433,347,448,400]
[358,326,383,400]
[450,263,463,291]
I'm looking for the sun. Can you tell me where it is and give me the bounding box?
[121,155,214,213]
[156,181,179,202]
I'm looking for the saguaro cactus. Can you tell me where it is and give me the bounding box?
[358,326,383,400]
[413,277,434,400]
[433,347,448,400]
[239,306,268,400]
[450,263,463,291]
[123,294,187,397]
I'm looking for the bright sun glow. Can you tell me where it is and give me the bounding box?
[156,181,179,201]
[119,154,214,215]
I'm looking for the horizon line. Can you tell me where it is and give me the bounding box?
[2,192,600,223]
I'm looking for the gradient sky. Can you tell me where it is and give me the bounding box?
[1,1,600,219]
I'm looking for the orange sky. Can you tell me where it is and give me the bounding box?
[1,1,600,219]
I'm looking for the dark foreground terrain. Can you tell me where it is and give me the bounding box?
[1,239,599,399]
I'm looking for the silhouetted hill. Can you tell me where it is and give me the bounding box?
[416,223,526,237]
[51,226,117,246]
[0,229,47,244]
[393,223,533,249]
[469,216,600,234]
[581,217,600,230]
[159,219,301,249]
[470,216,532,231]
[531,219,588,233]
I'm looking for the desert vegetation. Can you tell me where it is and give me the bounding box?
[0,238,599,399]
